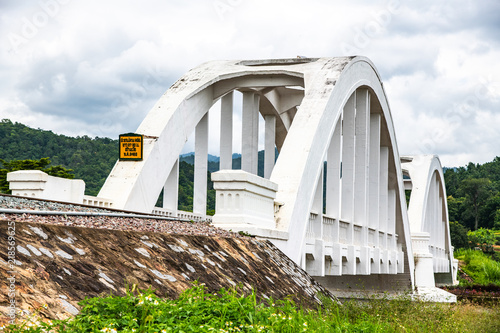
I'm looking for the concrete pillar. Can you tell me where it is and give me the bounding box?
[368,114,381,230]
[253,94,260,173]
[193,112,208,215]
[412,232,436,288]
[242,92,259,175]
[436,177,441,248]
[326,120,341,218]
[264,115,276,179]
[354,89,370,226]
[354,89,370,273]
[438,180,443,249]
[369,113,381,274]
[387,188,396,238]
[163,159,179,216]
[220,92,233,170]
[212,170,278,229]
[379,146,389,273]
[388,188,397,273]
[379,147,389,233]
[341,93,356,224]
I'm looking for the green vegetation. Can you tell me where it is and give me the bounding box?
[5,284,500,333]
[445,158,500,232]
[2,118,500,233]
[175,161,216,215]
[0,119,215,212]
[0,157,74,193]
[455,249,500,287]
[467,228,497,253]
[0,119,117,196]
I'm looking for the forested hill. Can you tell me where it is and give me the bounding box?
[0,119,117,196]
[445,158,500,231]
[2,119,499,230]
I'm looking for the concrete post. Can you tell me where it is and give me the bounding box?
[220,92,233,171]
[368,114,381,230]
[369,113,381,273]
[242,92,259,175]
[355,89,371,275]
[194,112,208,215]
[326,120,341,218]
[412,232,436,288]
[341,92,356,224]
[264,115,276,179]
[379,146,389,273]
[379,147,389,233]
[354,89,370,225]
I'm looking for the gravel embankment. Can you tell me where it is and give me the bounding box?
[0,195,115,213]
[0,195,244,238]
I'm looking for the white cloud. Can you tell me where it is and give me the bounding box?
[0,0,499,166]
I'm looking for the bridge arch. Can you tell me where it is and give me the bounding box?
[99,64,306,212]
[99,57,456,298]
[402,155,455,286]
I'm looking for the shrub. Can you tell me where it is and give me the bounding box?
[455,249,500,286]
[467,228,496,252]
[4,283,500,333]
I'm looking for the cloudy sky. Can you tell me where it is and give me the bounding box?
[1,0,499,167]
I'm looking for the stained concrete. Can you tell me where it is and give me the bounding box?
[0,220,334,324]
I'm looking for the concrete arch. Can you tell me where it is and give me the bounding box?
[98,57,456,298]
[402,155,455,286]
[270,58,413,274]
[98,63,305,212]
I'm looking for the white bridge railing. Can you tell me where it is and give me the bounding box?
[152,207,212,222]
[305,212,404,277]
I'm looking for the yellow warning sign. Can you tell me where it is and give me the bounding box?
[119,133,143,161]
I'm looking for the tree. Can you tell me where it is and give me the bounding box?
[494,209,500,230]
[449,221,469,249]
[0,158,74,194]
[460,178,491,230]
[467,228,496,252]
[447,195,466,224]
[479,193,500,229]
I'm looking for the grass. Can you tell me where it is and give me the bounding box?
[454,248,500,286]
[3,283,500,333]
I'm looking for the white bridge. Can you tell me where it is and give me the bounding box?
[96,57,457,300]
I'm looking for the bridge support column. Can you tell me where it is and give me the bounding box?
[264,115,276,179]
[242,92,259,175]
[412,232,436,288]
[355,88,370,275]
[220,92,234,170]
[326,120,341,275]
[194,112,209,215]
[212,170,278,229]
[326,120,341,218]
[163,159,179,216]
[388,188,397,274]
[306,168,325,276]
[379,146,389,274]
[341,93,356,275]
[369,113,381,273]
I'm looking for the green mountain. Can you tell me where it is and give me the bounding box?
[0,119,273,214]
[4,118,498,231]
[0,119,117,196]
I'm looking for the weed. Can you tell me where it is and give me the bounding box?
[455,249,500,286]
[3,283,499,332]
